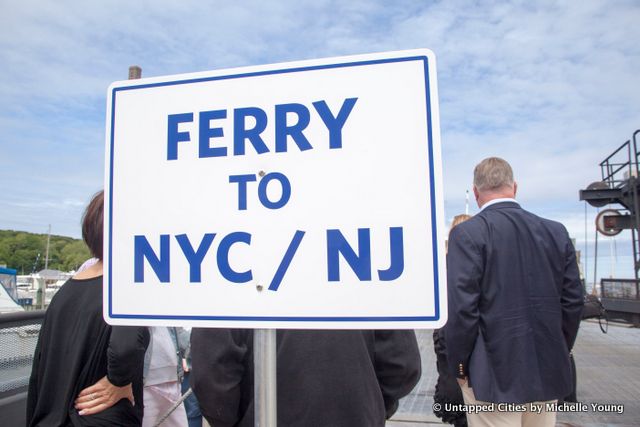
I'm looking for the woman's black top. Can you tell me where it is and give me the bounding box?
[26,276,149,427]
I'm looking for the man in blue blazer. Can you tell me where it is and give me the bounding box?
[445,157,584,426]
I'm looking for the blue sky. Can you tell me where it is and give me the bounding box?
[1,0,640,280]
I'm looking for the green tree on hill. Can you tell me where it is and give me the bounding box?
[0,230,91,273]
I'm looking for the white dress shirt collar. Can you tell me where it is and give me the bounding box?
[480,197,518,211]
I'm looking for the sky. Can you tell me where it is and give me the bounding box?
[1,0,639,283]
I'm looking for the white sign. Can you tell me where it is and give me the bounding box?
[104,49,446,329]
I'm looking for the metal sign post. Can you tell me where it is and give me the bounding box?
[254,329,277,426]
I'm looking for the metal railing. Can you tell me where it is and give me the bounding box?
[601,278,640,301]
[600,139,640,188]
[0,310,44,426]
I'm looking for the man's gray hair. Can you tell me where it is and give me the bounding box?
[473,157,514,191]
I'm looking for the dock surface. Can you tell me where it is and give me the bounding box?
[390,320,639,426]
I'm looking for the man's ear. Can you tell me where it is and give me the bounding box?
[513,182,518,198]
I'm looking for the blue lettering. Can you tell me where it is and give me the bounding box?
[258,172,291,209]
[167,113,193,160]
[377,227,404,281]
[134,235,170,282]
[175,233,216,282]
[326,228,371,282]
[199,110,227,158]
[168,98,357,160]
[313,98,358,149]
[217,232,253,283]
[234,107,269,155]
[229,174,258,210]
[275,103,312,152]
[268,230,305,291]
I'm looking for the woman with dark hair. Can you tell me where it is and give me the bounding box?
[27,190,150,426]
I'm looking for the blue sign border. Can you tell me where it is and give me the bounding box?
[107,54,441,323]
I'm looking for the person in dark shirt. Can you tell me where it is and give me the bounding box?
[27,190,150,426]
[190,328,421,427]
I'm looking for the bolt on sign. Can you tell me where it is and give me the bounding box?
[104,49,447,329]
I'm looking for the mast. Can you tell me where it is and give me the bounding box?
[465,190,469,215]
[44,224,51,271]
